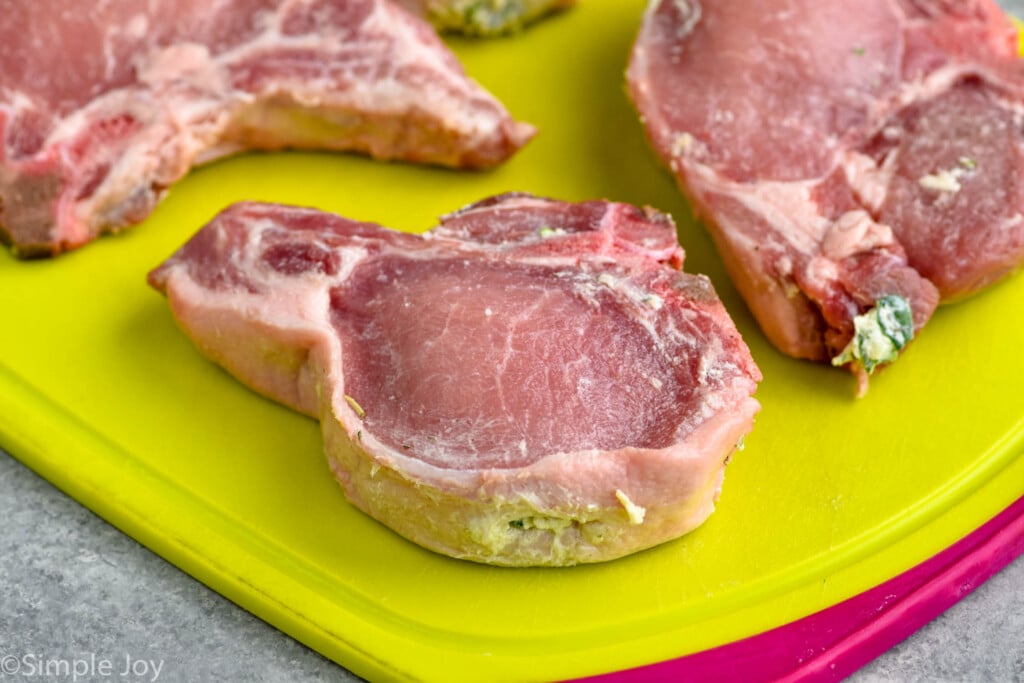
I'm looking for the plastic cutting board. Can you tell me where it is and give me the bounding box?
[1,2,1023,681]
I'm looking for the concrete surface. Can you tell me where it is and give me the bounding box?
[0,452,356,683]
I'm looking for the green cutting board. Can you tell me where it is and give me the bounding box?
[2,2,1022,680]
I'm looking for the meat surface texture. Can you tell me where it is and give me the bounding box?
[148,193,762,566]
[0,0,534,257]
[393,0,576,35]
[628,0,1024,389]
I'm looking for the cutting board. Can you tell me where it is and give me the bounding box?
[2,2,1022,681]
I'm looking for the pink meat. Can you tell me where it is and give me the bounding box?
[0,0,534,257]
[628,0,1024,381]
[148,193,762,565]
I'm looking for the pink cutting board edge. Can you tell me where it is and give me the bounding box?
[575,494,1024,682]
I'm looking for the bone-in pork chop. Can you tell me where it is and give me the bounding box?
[0,0,533,257]
[628,0,1024,391]
[147,193,762,565]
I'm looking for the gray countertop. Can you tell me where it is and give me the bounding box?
[1,448,1022,682]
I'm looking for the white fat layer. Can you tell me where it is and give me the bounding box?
[842,149,898,213]
[690,164,829,254]
[893,62,1000,112]
[821,210,894,261]
[0,89,37,116]
[670,0,702,38]
[103,14,150,80]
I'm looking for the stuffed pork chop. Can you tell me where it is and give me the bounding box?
[148,193,762,566]
[628,0,1024,392]
[0,0,533,257]
[394,0,576,35]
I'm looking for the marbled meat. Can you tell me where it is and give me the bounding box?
[0,0,533,257]
[628,0,1024,390]
[148,193,762,565]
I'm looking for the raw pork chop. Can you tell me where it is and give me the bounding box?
[0,0,534,257]
[148,193,762,566]
[628,0,1024,390]
[393,0,575,35]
